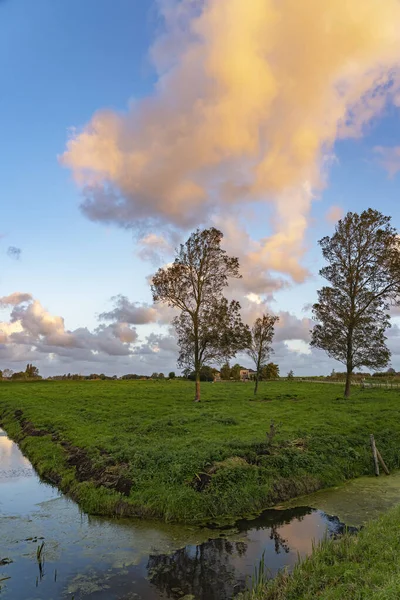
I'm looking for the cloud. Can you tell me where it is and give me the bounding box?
[374,146,400,178]
[133,329,178,357]
[99,295,158,325]
[0,294,139,360]
[325,205,343,224]
[275,311,312,343]
[137,233,175,264]
[100,294,178,326]
[7,246,21,260]
[61,0,400,284]
[216,216,292,294]
[0,291,181,375]
[0,292,33,307]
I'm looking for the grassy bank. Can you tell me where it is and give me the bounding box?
[240,503,400,599]
[0,380,400,523]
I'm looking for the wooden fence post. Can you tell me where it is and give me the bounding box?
[376,448,390,475]
[370,434,379,476]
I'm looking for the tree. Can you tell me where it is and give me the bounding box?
[169,371,176,379]
[220,363,231,380]
[246,313,279,395]
[25,363,39,378]
[311,209,400,398]
[187,366,215,382]
[158,372,165,379]
[151,372,159,379]
[11,371,26,380]
[2,369,13,379]
[287,369,294,380]
[230,363,241,381]
[152,228,250,401]
[182,367,191,379]
[261,363,280,380]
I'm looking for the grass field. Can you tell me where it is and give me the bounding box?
[1,379,400,523]
[241,503,400,600]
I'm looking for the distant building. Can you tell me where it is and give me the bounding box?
[239,368,256,381]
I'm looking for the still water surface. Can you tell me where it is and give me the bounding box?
[0,429,355,599]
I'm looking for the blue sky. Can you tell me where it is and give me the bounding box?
[1,0,400,376]
[0,0,156,328]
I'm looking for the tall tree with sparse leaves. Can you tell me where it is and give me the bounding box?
[152,228,250,401]
[246,314,279,395]
[311,209,400,398]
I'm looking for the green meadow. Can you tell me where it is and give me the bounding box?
[1,379,400,524]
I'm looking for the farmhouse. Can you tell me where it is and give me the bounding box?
[239,368,256,381]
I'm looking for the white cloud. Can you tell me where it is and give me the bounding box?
[284,339,312,355]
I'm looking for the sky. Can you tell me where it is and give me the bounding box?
[1,0,400,377]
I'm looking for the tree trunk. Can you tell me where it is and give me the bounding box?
[254,374,259,396]
[344,368,352,398]
[344,325,353,398]
[193,316,200,402]
[194,372,201,402]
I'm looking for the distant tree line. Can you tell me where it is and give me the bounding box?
[0,364,42,380]
[219,362,280,381]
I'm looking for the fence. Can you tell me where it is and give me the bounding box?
[297,378,400,389]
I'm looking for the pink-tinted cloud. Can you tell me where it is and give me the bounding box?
[0,292,33,307]
[61,0,400,284]
[325,205,343,224]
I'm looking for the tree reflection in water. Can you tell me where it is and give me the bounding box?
[147,507,317,600]
[147,537,248,600]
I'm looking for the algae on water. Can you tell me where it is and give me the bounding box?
[282,471,400,527]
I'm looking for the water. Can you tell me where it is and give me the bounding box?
[0,429,352,599]
[283,470,400,528]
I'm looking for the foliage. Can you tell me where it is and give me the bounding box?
[230,363,242,381]
[220,363,231,380]
[261,363,280,380]
[311,209,400,397]
[11,371,32,380]
[1,381,400,524]
[152,227,250,401]
[239,503,400,600]
[246,314,279,395]
[287,370,294,380]
[187,366,215,382]
[169,372,176,379]
[25,363,40,378]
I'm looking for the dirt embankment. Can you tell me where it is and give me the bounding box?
[8,410,133,497]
